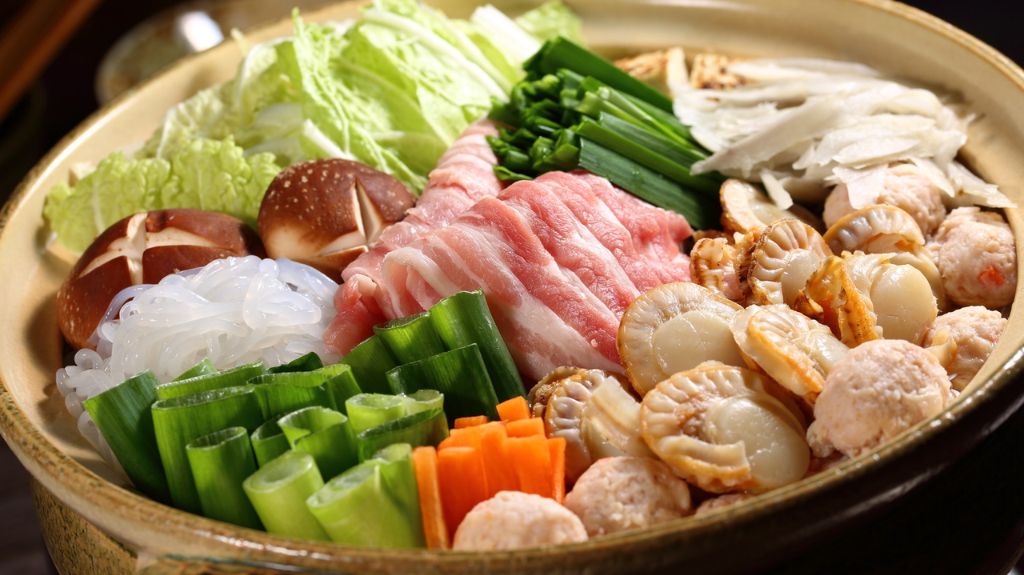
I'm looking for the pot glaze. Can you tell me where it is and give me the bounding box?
[1,1,1023,573]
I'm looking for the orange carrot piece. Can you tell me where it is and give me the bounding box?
[454,415,489,429]
[505,417,545,438]
[442,426,484,450]
[479,422,517,497]
[505,435,553,498]
[436,447,488,532]
[412,447,450,549]
[547,437,566,504]
[496,396,530,421]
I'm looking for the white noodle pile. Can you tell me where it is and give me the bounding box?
[56,256,340,457]
[674,58,1014,208]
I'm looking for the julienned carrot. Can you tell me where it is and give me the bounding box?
[437,447,488,531]
[505,417,544,438]
[412,447,450,549]
[496,396,530,422]
[547,437,566,503]
[453,415,488,429]
[479,422,517,497]
[505,435,553,498]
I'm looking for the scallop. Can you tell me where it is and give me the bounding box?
[528,366,582,418]
[690,237,744,302]
[731,304,849,404]
[822,163,947,235]
[823,204,924,255]
[800,253,938,346]
[619,283,746,397]
[640,363,810,493]
[747,219,832,306]
[720,179,823,235]
[543,370,624,483]
[823,204,947,307]
[580,379,654,460]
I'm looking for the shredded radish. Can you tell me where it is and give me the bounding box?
[56,256,340,456]
[675,58,1014,208]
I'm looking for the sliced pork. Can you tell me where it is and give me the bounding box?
[326,163,694,379]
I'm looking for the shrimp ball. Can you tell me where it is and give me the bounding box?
[807,340,952,458]
[694,493,753,517]
[564,457,692,536]
[453,491,587,550]
[931,207,1016,309]
[824,163,946,234]
[923,306,1007,391]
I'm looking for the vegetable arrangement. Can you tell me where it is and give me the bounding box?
[488,38,724,228]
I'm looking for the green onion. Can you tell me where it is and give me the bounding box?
[83,371,169,502]
[243,451,328,540]
[525,37,672,111]
[248,372,331,420]
[324,367,362,414]
[278,407,357,480]
[429,290,525,401]
[152,386,264,512]
[155,361,265,401]
[356,407,448,462]
[340,335,398,394]
[578,139,720,229]
[185,427,262,529]
[345,394,409,434]
[401,389,444,415]
[306,443,423,548]
[385,344,499,422]
[251,420,290,467]
[269,352,323,373]
[373,312,447,364]
[173,359,216,381]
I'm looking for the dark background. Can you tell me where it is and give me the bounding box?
[0,1,1022,573]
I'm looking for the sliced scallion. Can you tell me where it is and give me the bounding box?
[173,359,216,381]
[374,312,447,364]
[385,344,499,422]
[185,427,262,529]
[277,407,357,480]
[152,386,264,512]
[155,361,265,401]
[268,352,323,373]
[340,335,398,394]
[356,407,449,462]
[324,368,362,414]
[429,290,525,401]
[83,371,169,502]
[248,372,331,420]
[345,394,409,434]
[402,389,444,415]
[243,451,328,540]
[251,420,290,467]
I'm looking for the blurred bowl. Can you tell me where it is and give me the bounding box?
[2,0,1023,573]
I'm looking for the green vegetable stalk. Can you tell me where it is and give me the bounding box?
[277,406,358,480]
[243,451,329,540]
[186,427,262,529]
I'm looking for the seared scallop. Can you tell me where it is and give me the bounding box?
[931,207,1017,309]
[564,457,692,536]
[640,363,810,493]
[800,253,938,345]
[823,163,947,235]
[690,237,745,302]
[747,219,832,306]
[543,369,623,483]
[453,491,587,550]
[529,366,582,418]
[923,306,1007,390]
[619,282,746,397]
[731,304,848,404]
[580,380,653,460]
[720,179,822,235]
[806,339,952,458]
[823,204,925,255]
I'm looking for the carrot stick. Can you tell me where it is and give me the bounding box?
[441,427,484,450]
[454,415,489,429]
[547,437,566,503]
[505,435,553,498]
[436,447,488,531]
[496,396,530,422]
[505,417,545,438]
[479,422,517,497]
[412,446,450,549]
